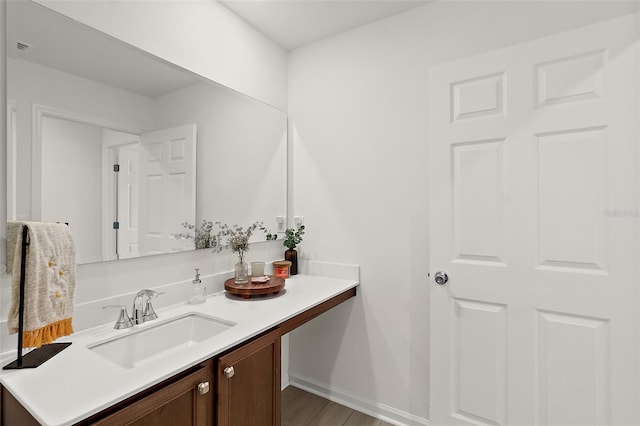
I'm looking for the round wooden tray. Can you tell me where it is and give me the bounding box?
[224,276,285,299]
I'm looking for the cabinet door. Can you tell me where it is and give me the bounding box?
[217,328,281,426]
[89,361,213,426]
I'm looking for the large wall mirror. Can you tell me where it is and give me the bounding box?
[6,0,287,264]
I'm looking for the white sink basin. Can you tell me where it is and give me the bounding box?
[89,313,235,368]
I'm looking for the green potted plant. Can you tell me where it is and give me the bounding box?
[283,225,305,275]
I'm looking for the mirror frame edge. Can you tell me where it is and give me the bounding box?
[1,0,7,270]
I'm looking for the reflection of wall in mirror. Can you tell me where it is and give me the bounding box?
[8,57,156,223]
[7,58,199,263]
[39,117,147,264]
[154,82,287,236]
[41,116,103,263]
[8,53,286,261]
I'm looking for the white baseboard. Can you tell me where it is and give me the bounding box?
[281,374,290,391]
[288,373,429,426]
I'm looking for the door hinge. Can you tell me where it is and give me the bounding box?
[113,221,120,230]
[113,164,120,172]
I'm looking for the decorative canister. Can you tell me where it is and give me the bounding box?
[273,260,292,279]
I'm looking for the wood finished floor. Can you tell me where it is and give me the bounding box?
[281,386,395,426]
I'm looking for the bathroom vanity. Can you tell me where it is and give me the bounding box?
[0,274,358,425]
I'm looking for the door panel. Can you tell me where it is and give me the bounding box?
[217,328,281,426]
[139,124,196,255]
[452,139,506,265]
[117,145,140,259]
[452,299,507,426]
[535,310,609,426]
[429,14,638,426]
[536,127,607,273]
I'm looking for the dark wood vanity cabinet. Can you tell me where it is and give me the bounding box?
[0,360,215,426]
[217,328,281,426]
[86,327,283,426]
[81,359,214,426]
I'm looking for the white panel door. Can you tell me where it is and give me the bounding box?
[139,124,196,255]
[116,145,140,259]
[429,14,638,426]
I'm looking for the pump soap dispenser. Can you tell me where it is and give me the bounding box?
[189,268,206,304]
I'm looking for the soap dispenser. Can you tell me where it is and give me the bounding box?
[188,268,205,304]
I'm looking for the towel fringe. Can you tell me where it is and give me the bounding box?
[22,318,73,349]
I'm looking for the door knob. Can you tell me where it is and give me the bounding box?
[434,271,449,285]
[224,366,235,379]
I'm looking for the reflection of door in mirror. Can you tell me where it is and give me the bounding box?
[115,144,140,260]
[139,124,196,257]
[38,117,197,263]
[41,117,143,264]
[104,131,142,261]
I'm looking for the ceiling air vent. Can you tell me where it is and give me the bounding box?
[16,41,33,51]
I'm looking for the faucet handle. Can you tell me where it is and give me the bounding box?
[144,299,158,321]
[143,291,164,321]
[103,305,133,329]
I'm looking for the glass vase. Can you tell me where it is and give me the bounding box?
[235,257,249,284]
[285,249,298,275]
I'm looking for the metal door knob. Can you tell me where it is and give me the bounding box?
[434,271,449,285]
[224,366,235,379]
[198,381,210,395]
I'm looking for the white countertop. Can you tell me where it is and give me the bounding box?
[0,274,358,426]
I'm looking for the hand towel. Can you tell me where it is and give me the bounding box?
[7,222,76,348]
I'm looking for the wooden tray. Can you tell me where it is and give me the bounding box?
[224,276,285,299]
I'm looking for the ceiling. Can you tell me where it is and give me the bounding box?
[218,0,432,50]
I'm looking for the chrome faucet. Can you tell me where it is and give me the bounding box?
[132,289,160,325]
[103,289,161,329]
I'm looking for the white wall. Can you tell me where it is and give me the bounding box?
[33,0,288,111]
[287,1,639,424]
